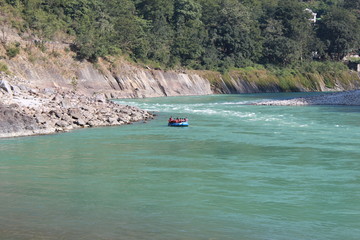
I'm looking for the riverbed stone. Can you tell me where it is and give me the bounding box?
[29,88,39,95]
[68,108,82,119]
[95,94,106,103]
[55,120,69,128]
[35,114,47,124]
[0,80,13,94]
[43,88,55,95]
[49,110,62,118]
[108,117,118,124]
[11,85,22,96]
[75,118,86,126]
[60,97,72,108]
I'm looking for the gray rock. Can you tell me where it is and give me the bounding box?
[82,111,93,120]
[87,120,100,127]
[0,80,13,94]
[19,85,30,91]
[76,118,86,126]
[108,117,118,124]
[43,88,55,95]
[55,120,68,128]
[99,109,109,115]
[52,94,63,102]
[55,127,64,132]
[60,97,72,108]
[10,103,19,108]
[11,85,22,96]
[105,93,112,99]
[68,108,82,119]
[0,104,40,134]
[95,94,106,103]
[49,110,62,118]
[61,114,73,122]
[35,114,47,124]
[29,88,39,95]
[119,115,131,122]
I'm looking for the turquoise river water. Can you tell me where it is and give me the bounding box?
[0,93,359,240]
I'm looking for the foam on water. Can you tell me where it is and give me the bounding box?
[118,100,311,129]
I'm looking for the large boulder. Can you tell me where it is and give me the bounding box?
[0,80,13,95]
[0,104,40,135]
[68,108,82,119]
[34,114,47,124]
[55,120,68,128]
[75,118,86,126]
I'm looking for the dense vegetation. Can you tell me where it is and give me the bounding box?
[0,0,359,71]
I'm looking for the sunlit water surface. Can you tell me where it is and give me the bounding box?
[1,93,359,240]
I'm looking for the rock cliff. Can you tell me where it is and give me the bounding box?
[5,51,213,99]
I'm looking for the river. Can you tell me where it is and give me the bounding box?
[1,93,359,240]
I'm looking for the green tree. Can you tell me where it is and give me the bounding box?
[136,0,174,64]
[106,0,149,59]
[4,0,21,7]
[199,0,262,69]
[261,0,314,65]
[317,7,360,60]
[75,17,114,61]
[343,0,360,19]
[171,0,205,67]
[261,18,300,65]
[344,0,360,9]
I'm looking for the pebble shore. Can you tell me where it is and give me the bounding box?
[0,75,154,138]
[255,90,360,106]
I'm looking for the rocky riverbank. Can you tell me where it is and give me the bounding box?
[256,90,360,106]
[0,74,154,138]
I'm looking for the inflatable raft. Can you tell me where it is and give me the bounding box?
[168,117,189,127]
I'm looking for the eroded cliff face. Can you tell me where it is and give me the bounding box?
[76,61,213,98]
[6,54,360,99]
[5,54,213,99]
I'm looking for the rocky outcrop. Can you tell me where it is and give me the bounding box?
[105,65,213,98]
[0,104,40,136]
[0,75,154,138]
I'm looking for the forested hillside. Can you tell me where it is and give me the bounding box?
[0,0,359,71]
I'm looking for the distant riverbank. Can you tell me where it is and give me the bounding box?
[255,90,360,106]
